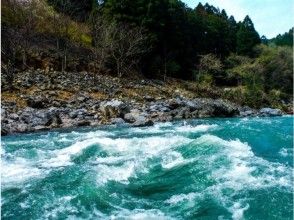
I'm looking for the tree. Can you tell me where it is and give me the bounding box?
[236,15,260,56]
[89,12,113,82]
[52,0,73,72]
[270,28,293,47]
[197,53,223,85]
[1,26,22,91]
[47,0,96,21]
[108,24,150,78]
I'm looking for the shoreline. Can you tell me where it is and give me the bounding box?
[2,114,291,137]
[1,97,285,136]
[1,70,289,136]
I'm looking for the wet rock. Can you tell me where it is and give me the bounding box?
[76,120,91,127]
[132,116,154,127]
[34,125,49,131]
[111,118,126,125]
[240,110,254,117]
[259,108,283,116]
[1,124,10,135]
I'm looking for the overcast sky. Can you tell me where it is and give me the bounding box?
[183,0,294,38]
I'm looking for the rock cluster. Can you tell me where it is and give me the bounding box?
[1,70,286,135]
[2,95,285,135]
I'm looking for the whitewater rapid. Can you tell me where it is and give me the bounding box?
[1,117,293,220]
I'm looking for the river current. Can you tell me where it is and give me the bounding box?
[1,116,293,219]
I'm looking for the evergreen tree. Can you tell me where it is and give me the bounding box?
[270,28,293,47]
[236,15,260,56]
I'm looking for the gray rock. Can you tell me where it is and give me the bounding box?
[240,110,254,117]
[34,125,49,131]
[16,123,28,133]
[76,120,91,127]
[259,108,283,116]
[167,98,183,110]
[100,99,130,118]
[174,107,190,119]
[212,99,239,117]
[124,110,141,123]
[111,118,126,125]
[10,113,19,120]
[69,109,87,119]
[132,116,154,127]
[184,100,198,111]
[20,107,61,128]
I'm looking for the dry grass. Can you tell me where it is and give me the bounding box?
[1,92,27,108]
[89,92,108,100]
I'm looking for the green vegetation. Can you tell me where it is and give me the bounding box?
[1,0,293,108]
[270,28,293,47]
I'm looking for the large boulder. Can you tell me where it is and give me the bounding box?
[124,110,141,123]
[174,107,191,119]
[167,98,184,110]
[132,116,154,127]
[19,107,62,128]
[111,118,126,125]
[100,100,130,118]
[259,108,283,116]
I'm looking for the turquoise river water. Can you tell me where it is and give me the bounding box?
[1,116,293,220]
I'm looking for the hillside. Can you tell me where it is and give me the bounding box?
[1,0,293,135]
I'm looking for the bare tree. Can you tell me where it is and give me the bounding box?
[108,24,150,78]
[90,17,150,79]
[90,13,113,83]
[1,26,23,91]
[18,0,38,69]
[52,0,72,72]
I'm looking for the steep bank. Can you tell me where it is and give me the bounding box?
[1,70,286,135]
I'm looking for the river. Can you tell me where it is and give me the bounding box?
[1,116,293,219]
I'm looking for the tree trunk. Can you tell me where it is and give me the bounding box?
[22,50,26,69]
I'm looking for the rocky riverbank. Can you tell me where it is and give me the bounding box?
[1,70,286,135]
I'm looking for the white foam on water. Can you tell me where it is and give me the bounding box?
[95,135,191,155]
[110,209,173,220]
[131,122,174,134]
[95,161,137,185]
[279,148,292,157]
[1,158,45,186]
[43,195,78,220]
[229,202,249,220]
[41,138,99,168]
[165,192,198,204]
[84,130,114,139]
[161,151,195,169]
[91,135,192,184]
[94,155,133,165]
[194,134,293,219]
[175,124,218,133]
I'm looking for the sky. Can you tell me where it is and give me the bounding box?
[183,0,294,38]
